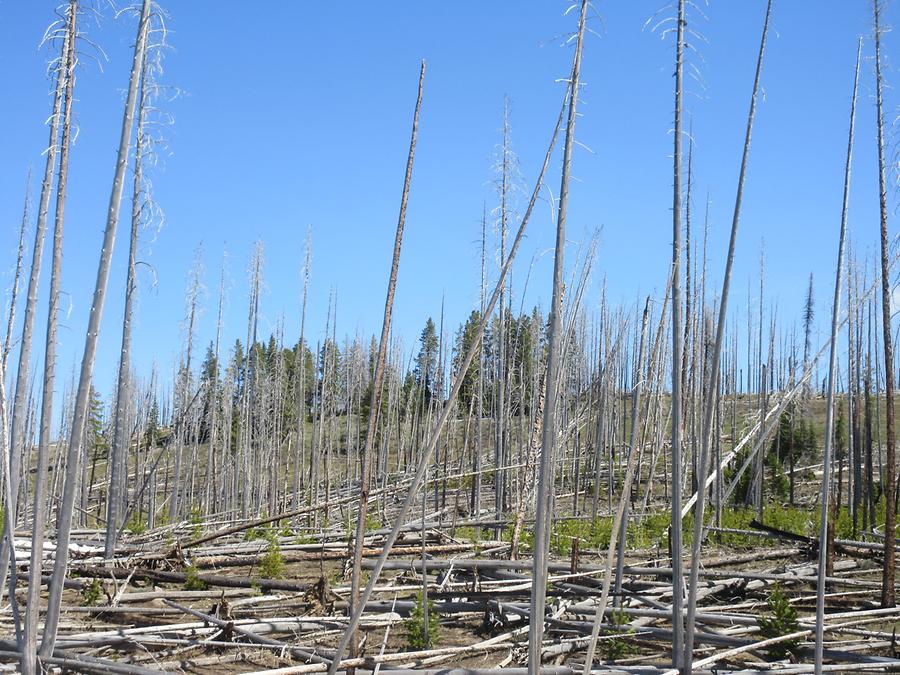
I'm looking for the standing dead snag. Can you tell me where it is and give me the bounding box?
[815,41,861,675]
[684,0,772,671]
[529,1,588,669]
[22,3,78,672]
[328,60,568,675]
[669,0,686,669]
[2,173,30,373]
[347,59,425,661]
[40,0,152,656]
[0,0,71,602]
[873,0,896,610]
[106,6,156,557]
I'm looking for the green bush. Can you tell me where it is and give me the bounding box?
[183,564,207,591]
[758,584,801,659]
[632,511,670,548]
[600,608,637,661]
[765,503,813,537]
[405,590,439,650]
[766,453,790,502]
[259,538,285,579]
[126,513,147,535]
[81,578,103,606]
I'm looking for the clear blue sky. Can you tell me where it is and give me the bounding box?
[0,1,893,400]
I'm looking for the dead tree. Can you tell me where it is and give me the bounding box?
[529,1,588,667]
[873,0,896,609]
[347,59,424,660]
[814,37,861,675]
[2,173,30,373]
[669,0,687,668]
[0,0,71,600]
[40,0,152,655]
[684,0,772,669]
[105,12,154,556]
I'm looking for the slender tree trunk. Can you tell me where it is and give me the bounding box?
[347,59,424,662]
[496,98,511,534]
[669,1,687,668]
[873,0,896,609]
[2,173,31,373]
[684,1,772,670]
[583,299,650,671]
[328,61,568,675]
[528,2,588,669]
[0,2,70,600]
[40,0,151,654]
[21,8,79,668]
[105,32,150,558]
[814,37,861,675]
[294,231,311,508]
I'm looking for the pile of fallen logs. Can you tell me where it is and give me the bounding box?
[1,492,898,674]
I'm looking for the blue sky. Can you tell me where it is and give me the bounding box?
[0,1,894,400]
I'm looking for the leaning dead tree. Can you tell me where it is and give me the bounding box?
[328,49,570,674]
[105,0,158,557]
[347,58,425,660]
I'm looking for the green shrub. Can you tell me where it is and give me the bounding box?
[183,564,207,591]
[632,511,670,548]
[766,453,790,501]
[81,578,103,606]
[126,512,147,535]
[405,590,439,650]
[189,506,203,538]
[456,525,483,542]
[764,503,814,537]
[600,608,637,661]
[757,584,801,659]
[259,538,285,579]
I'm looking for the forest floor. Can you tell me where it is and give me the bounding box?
[8,487,898,674]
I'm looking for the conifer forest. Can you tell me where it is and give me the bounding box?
[2,1,900,673]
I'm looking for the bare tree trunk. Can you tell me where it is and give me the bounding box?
[205,253,227,512]
[583,298,651,671]
[22,8,80,669]
[0,1,70,600]
[2,173,31,372]
[327,61,568,675]
[347,59,424,662]
[873,0,896,610]
[684,1,772,670]
[668,1,687,669]
[495,97,511,534]
[814,37,861,675]
[40,0,151,654]
[528,2,588,669]
[293,231,311,508]
[105,29,151,558]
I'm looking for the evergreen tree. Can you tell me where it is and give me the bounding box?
[86,386,108,459]
[198,342,219,443]
[414,317,440,404]
[453,310,482,412]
